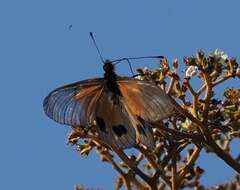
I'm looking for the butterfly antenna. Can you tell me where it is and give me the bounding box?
[112,55,164,63]
[90,32,105,64]
[127,59,134,76]
[121,58,134,75]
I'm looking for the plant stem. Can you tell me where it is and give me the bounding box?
[171,157,177,190]
[113,147,156,189]
[178,147,202,187]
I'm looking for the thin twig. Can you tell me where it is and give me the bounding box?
[100,151,131,190]
[138,146,160,170]
[202,72,212,125]
[167,76,176,95]
[130,177,148,190]
[152,145,179,181]
[154,123,203,144]
[139,142,173,188]
[93,137,149,190]
[112,147,156,189]
[171,156,177,190]
[185,79,197,96]
[197,74,232,95]
[206,139,240,173]
[178,146,201,185]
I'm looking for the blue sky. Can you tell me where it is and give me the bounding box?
[0,1,240,190]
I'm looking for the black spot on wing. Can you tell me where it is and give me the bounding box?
[112,125,127,137]
[96,117,108,134]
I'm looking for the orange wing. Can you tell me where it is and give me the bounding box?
[119,77,174,122]
[117,77,174,149]
[94,90,137,148]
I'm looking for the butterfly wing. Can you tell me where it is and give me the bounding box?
[117,77,174,149]
[43,76,173,149]
[95,90,136,149]
[43,78,137,149]
[43,78,104,126]
[119,77,174,122]
[125,114,155,149]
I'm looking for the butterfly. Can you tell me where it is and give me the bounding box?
[43,59,175,149]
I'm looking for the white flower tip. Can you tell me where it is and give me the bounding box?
[185,66,198,78]
[212,49,228,60]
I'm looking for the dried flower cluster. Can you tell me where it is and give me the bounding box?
[71,50,240,190]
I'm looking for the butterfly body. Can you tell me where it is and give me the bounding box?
[43,60,174,149]
[102,60,123,104]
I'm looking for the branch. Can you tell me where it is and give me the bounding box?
[112,147,157,189]
[167,76,176,95]
[139,144,172,188]
[100,151,132,190]
[171,156,177,190]
[206,139,240,173]
[169,96,240,174]
[152,144,179,181]
[197,74,233,95]
[201,72,212,125]
[177,146,202,186]
[185,79,197,96]
[154,123,203,144]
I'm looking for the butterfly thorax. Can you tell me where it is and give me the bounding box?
[103,60,123,103]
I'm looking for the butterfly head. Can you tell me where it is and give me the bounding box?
[103,60,115,73]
